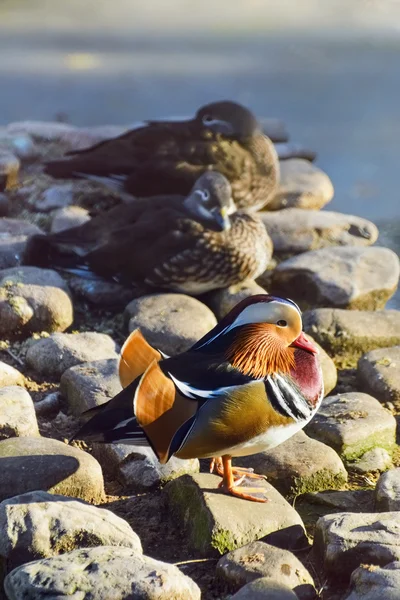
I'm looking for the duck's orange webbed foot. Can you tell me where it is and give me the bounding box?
[210,456,267,481]
[217,456,269,503]
[209,456,224,476]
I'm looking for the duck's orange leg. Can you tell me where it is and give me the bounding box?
[218,456,269,503]
[210,456,266,481]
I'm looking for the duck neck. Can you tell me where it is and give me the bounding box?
[225,324,295,380]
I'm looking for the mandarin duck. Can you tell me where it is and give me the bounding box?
[72,294,324,502]
[23,172,271,295]
[43,101,279,211]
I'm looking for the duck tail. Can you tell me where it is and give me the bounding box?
[23,234,82,270]
[71,331,164,446]
[72,354,197,463]
[44,158,83,180]
[70,379,146,445]
[23,234,53,268]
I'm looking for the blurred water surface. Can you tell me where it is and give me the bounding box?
[1,0,399,304]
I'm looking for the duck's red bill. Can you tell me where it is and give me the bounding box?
[292,332,318,355]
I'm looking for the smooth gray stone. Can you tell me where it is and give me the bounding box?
[26,331,118,377]
[4,546,201,600]
[314,511,400,580]
[303,308,400,359]
[125,293,217,355]
[216,540,314,594]
[358,346,400,409]
[0,386,39,440]
[0,266,73,338]
[305,392,396,462]
[375,468,400,511]
[164,473,305,556]
[271,246,399,310]
[345,561,400,600]
[0,436,104,503]
[0,490,141,576]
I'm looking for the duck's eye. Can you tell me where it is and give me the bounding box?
[198,189,210,201]
[276,320,287,327]
[202,114,214,125]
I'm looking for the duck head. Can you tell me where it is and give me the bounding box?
[183,171,236,232]
[194,294,318,379]
[195,100,260,140]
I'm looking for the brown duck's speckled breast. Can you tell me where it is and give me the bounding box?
[147,212,272,294]
[230,134,280,211]
[151,130,279,212]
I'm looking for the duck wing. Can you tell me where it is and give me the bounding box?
[121,137,247,197]
[82,209,204,283]
[23,197,159,267]
[23,196,197,281]
[44,119,249,199]
[44,121,194,179]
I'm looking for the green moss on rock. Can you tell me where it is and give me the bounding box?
[313,332,400,361]
[341,430,396,462]
[292,469,348,498]
[165,475,214,554]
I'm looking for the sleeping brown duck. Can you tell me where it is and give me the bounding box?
[43,101,279,212]
[24,172,272,294]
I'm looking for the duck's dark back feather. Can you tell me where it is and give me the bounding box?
[23,195,192,275]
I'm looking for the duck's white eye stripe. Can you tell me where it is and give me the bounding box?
[286,298,301,314]
[196,189,210,202]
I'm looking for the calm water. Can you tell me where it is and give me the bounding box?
[0,2,399,305]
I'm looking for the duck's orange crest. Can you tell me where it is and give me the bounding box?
[226,323,295,379]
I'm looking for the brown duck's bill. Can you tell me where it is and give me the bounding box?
[213,207,231,232]
[291,331,318,355]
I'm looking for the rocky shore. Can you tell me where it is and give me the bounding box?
[0,119,399,599]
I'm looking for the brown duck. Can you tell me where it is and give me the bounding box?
[44,101,279,211]
[24,172,272,294]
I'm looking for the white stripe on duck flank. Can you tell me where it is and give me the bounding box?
[168,372,260,401]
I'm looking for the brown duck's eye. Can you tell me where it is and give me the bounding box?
[196,189,210,202]
[276,320,287,327]
[202,114,214,125]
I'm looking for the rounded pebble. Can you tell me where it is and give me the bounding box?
[0,266,73,338]
[26,331,118,377]
[125,293,217,355]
